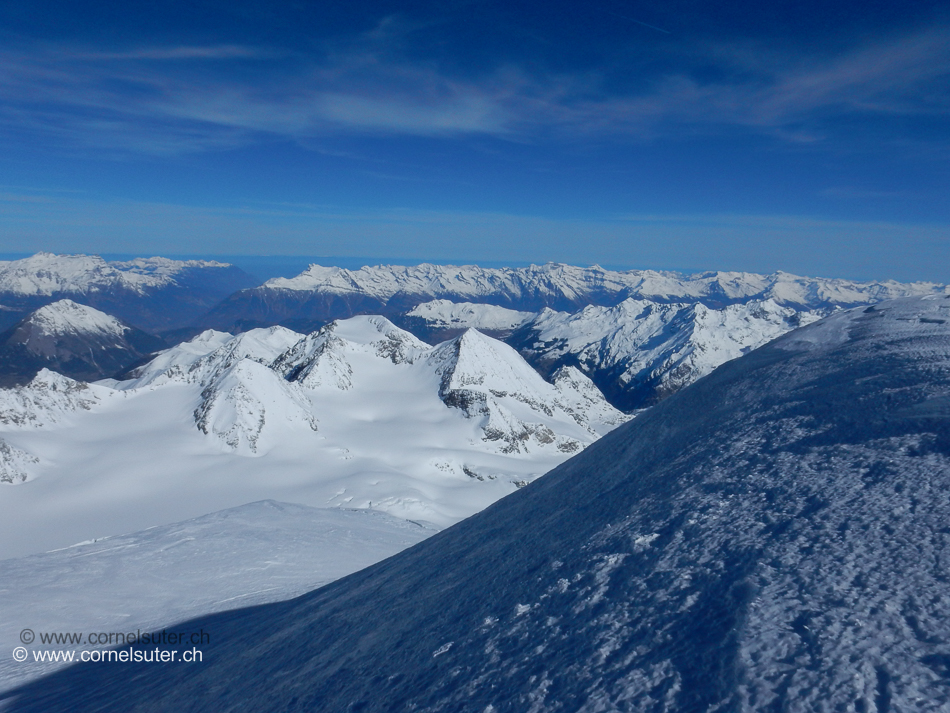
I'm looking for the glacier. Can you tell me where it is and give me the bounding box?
[0,316,626,559]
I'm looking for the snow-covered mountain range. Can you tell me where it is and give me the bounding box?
[12,295,948,712]
[511,297,824,409]
[0,256,946,410]
[0,300,166,386]
[0,316,627,558]
[0,253,256,332]
[202,261,947,333]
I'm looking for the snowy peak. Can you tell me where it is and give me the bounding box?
[182,326,302,388]
[427,329,628,453]
[275,330,354,390]
[428,328,553,398]
[121,329,234,387]
[194,359,317,456]
[328,315,431,365]
[23,299,128,343]
[0,369,107,430]
[0,302,166,387]
[121,327,301,389]
[274,316,428,390]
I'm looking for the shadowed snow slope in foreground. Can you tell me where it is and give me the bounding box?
[6,295,950,712]
[0,501,434,694]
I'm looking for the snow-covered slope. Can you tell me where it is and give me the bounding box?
[513,297,822,409]
[0,370,115,483]
[202,261,947,333]
[0,500,434,693]
[194,359,318,455]
[16,295,950,712]
[16,299,128,342]
[0,252,257,332]
[0,439,37,484]
[0,316,625,558]
[0,300,166,386]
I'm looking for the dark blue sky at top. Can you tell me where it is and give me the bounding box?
[0,0,947,281]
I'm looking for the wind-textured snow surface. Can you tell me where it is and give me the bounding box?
[0,316,626,558]
[0,500,434,693]
[6,295,949,712]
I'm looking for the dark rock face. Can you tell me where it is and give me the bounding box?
[5,296,950,712]
[0,302,167,386]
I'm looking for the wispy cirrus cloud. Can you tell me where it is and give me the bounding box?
[0,22,947,155]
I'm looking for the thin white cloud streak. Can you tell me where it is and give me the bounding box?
[0,25,947,153]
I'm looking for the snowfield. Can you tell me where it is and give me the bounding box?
[0,501,434,692]
[405,300,535,331]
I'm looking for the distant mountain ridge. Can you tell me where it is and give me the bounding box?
[3,255,947,410]
[201,262,947,333]
[0,253,257,332]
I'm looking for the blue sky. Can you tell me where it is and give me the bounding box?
[0,0,948,281]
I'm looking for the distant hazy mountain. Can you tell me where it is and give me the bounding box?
[200,261,946,333]
[0,300,166,386]
[399,299,535,342]
[0,253,257,332]
[13,295,949,712]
